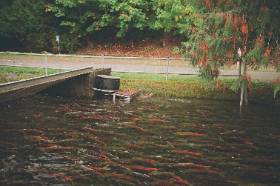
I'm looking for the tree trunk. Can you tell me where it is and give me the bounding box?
[238,61,242,77]
[244,63,248,105]
[239,60,243,106]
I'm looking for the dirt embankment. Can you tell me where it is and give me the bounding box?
[77,40,182,58]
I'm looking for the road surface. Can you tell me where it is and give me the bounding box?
[0,53,279,82]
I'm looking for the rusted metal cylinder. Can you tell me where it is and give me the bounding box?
[95,75,120,91]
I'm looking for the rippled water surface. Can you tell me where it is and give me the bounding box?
[0,96,280,186]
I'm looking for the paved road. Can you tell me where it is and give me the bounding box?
[0,54,279,82]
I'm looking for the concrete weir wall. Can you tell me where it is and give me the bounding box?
[43,68,111,98]
[0,68,111,103]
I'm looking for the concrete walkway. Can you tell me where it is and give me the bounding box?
[0,67,110,102]
[0,53,279,82]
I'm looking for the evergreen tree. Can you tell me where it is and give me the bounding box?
[185,0,280,106]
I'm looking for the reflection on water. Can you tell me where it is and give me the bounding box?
[0,96,279,186]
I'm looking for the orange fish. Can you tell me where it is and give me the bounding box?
[129,165,160,172]
[176,132,206,137]
[172,150,202,157]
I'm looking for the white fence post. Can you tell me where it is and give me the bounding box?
[44,53,48,76]
[166,57,170,80]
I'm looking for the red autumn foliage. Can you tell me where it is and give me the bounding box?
[233,14,239,32]
[216,79,222,90]
[217,0,223,6]
[272,77,280,84]
[191,51,197,58]
[241,75,253,92]
[212,67,220,77]
[241,15,248,35]
[264,47,271,58]
[247,75,253,91]
[204,0,212,10]
[192,26,197,33]
[224,13,232,27]
[198,55,208,67]
[198,42,209,66]
[199,42,209,53]
[255,35,264,46]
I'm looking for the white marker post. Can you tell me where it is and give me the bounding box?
[237,48,242,70]
[44,52,48,76]
[56,35,60,54]
[166,57,170,80]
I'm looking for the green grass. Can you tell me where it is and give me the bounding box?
[113,72,274,102]
[0,52,37,56]
[0,68,275,102]
[0,66,62,74]
[0,52,35,59]
[0,66,63,83]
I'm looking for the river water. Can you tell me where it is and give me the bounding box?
[0,96,279,186]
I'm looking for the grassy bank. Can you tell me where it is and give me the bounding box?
[0,66,63,83]
[113,72,275,103]
[0,67,276,103]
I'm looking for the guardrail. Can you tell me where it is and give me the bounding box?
[0,52,192,80]
[1,52,278,81]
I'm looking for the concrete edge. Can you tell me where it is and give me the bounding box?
[0,67,99,94]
